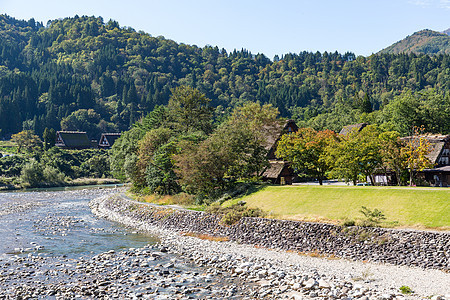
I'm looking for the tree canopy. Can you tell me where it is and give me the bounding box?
[0,14,450,140]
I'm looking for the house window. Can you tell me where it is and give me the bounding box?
[439,156,449,165]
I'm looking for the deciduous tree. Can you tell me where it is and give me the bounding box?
[11,130,42,153]
[327,125,382,185]
[276,128,337,185]
[401,126,434,186]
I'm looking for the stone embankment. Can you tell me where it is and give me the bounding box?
[90,194,450,299]
[91,194,449,271]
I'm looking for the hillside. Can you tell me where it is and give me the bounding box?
[379,29,450,55]
[443,28,450,36]
[0,14,450,138]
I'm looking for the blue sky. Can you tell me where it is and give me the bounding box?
[2,0,450,59]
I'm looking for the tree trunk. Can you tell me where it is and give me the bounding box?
[318,177,323,185]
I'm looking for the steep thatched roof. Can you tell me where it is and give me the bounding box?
[261,161,288,179]
[99,133,121,148]
[263,120,298,160]
[400,135,450,164]
[56,131,91,148]
[339,123,368,135]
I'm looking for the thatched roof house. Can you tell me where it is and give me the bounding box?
[261,161,296,185]
[98,133,121,149]
[55,131,91,149]
[400,134,450,166]
[401,134,450,186]
[260,119,299,184]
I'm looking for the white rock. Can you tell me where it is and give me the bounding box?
[303,278,318,289]
[318,278,330,288]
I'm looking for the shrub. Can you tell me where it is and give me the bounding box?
[342,219,356,227]
[43,165,66,185]
[358,206,386,227]
[399,286,413,294]
[20,160,44,187]
[206,202,266,225]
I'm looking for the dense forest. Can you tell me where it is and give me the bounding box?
[0,14,450,139]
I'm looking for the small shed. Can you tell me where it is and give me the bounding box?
[98,133,121,149]
[261,161,296,185]
[55,131,91,149]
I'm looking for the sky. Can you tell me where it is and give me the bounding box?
[1,0,450,59]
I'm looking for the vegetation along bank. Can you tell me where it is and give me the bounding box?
[91,194,450,271]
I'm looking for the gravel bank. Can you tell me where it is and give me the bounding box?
[90,194,450,299]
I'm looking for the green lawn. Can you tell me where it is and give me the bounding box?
[226,185,450,229]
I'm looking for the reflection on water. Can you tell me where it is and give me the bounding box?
[0,187,158,259]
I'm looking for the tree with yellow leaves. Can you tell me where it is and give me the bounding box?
[401,126,434,186]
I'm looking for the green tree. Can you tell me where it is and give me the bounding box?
[167,86,213,134]
[19,160,44,187]
[145,141,181,195]
[11,130,42,153]
[43,127,56,150]
[327,125,382,185]
[174,102,279,198]
[60,109,101,137]
[379,131,407,185]
[110,127,144,181]
[276,128,338,185]
[135,127,173,187]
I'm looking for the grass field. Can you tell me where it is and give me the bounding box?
[224,185,450,229]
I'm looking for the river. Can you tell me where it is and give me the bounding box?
[0,186,158,259]
[0,187,250,299]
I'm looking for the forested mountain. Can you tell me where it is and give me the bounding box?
[379,29,450,55]
[0,14,449,138]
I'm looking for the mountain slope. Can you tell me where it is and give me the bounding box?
[379,29,450,55]
[1,15,450,137]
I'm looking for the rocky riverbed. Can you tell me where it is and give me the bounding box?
[89,193,450,300]
[0,187,257,299]
[0,245,261,299]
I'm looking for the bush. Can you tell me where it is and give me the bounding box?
[399,286,413,294]
[206,202,266,225]
[342,219,356,227]
[43,165,66,185]
[358,206,386,227]
[20,160,44,187]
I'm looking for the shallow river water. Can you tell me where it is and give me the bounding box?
[0,186,158,259]
[0,187,251,299]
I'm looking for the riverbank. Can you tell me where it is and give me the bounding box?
[90,193,450,299]
[0,177,121,191]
